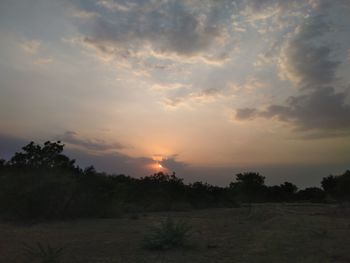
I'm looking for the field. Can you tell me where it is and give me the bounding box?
[1,203,350,263]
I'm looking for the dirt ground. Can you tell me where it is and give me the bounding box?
[1,203,350,263]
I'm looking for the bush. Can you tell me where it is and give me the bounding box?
[22,241,64,263]
[143,217,192,250]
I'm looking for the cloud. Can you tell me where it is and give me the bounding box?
[309,0,350,10]
[70,0,236,66]
[280,43,339,87]
[20,39,41,54]
[71,10,100,19]
[163,87,223,108]
[235,86,350,134]
[96,0,134,12]
[261,87,350,132]
[34,58,53,65]
[273,15,349,133]
[236,0,314,32]
[66,148,153,176]
[240,0,283,22]
[235,14,350,136]
[279,15,340,88]
[147,154,189,174]
[77,0,314,59]
[235,108,258,120]
[151,83,191,91]
[58,131,124,152]
[235,84,350,135]
[19,38,54,66]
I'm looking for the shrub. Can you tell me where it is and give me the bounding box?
[143,217,192,250]
[22,241,64,263]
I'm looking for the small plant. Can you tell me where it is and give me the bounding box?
[143,217,192,250]
[22,241,64,263]
[311,228,328,238]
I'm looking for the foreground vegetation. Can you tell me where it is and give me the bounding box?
[0,141,349,220]
[1,204,350,263]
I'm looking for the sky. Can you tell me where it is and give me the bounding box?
[0,0,350,187]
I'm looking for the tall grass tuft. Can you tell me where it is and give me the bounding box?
[143,217,192,250]
[22,241,63,263]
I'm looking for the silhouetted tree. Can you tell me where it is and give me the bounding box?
[1,140,345,221]
[321,175,338,196]
[0,141,79,219]
[133,172,186,210]
[188,182,215,208]
[321,170,350,201]
[296,187,326,202]
[230,172,266,203]
[280,182,297,201]
[8,141,76,171]
[335,170,350,201]
[267,182,297,202]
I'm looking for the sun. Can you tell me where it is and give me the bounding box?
[158,163,163,168]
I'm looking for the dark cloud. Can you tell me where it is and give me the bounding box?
[261,87,350,132]
[280,15,340,88]
[161,154,188,173]
[72,0,315,63]
[236,14,350,136]
[73,0,233,62]
[295,15,331,40]
[65,147,152,176]
[283,42,339,87]
[58,131,124,151]
[235,108,258,120]
[236,86,350,135]
[235,86,350,135]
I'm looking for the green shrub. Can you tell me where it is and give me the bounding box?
[143,217,192,250]
[22,241,63,263]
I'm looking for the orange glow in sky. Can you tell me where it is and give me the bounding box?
[145,161,167,173]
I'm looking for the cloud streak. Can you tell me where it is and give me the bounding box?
[58,131,124,152]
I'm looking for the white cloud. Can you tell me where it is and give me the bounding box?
[20,39,41,54]
[71,10,100,19]
[34,58,53,65]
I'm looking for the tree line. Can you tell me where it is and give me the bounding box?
[0,141,349,220]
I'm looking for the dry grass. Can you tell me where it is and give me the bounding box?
[1,203,350,263]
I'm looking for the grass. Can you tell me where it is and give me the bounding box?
[1,203,350,263]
